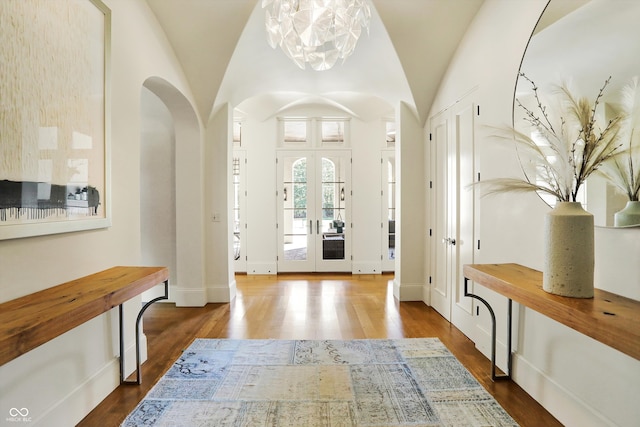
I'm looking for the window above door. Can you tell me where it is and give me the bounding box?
[278,117,350,148]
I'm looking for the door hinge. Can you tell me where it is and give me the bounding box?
[429,276,432,284]
[429,181,433,189]
[429,133,433,141]
[477,239,481,250]
[477,172,481,182]
[477,105,480,116]
[429,228,432,236]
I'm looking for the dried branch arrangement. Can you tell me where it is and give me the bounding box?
[481,74,624,204]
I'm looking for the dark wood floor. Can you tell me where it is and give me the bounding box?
[78,273,562,426]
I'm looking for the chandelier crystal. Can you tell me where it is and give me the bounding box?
[262,0,371,71]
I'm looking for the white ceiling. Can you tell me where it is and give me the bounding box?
[144,0,484,125]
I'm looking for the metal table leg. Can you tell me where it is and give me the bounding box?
[119,279,169,384]
[464,277,511,381]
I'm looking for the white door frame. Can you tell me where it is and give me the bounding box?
[276,150,352,272]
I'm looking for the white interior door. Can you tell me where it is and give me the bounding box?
[429,96,477,336]
[450,101,477,335]
[430,110,452,321]
[277,151,351,272]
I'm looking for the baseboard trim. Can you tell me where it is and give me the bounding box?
[207,279,237,303]
[393,279,424,301]
[513,354,613,427]
[473,326,613,427]
[173,286,207,307]
[247,262,277,275]
[352,262,382,274]
[34,341,141,427]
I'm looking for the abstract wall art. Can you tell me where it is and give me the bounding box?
[0,0,111,240]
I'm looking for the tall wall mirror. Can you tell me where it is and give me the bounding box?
[516,0,640,227]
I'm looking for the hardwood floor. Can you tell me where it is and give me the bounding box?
[78,273,562,426]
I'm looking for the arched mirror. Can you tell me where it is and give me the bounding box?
[515,0,640,226]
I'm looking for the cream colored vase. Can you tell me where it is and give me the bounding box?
[614,201,640,227]
[543,202,594,298]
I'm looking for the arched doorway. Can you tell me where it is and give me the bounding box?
[140,77,205,306]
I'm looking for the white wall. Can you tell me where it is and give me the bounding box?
[140,86,177,299]
[205,104,237,302]
[395,102,426,300]
[428,1,640,426]
[0,0,200,425]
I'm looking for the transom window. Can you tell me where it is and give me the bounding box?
[279,117,350,148]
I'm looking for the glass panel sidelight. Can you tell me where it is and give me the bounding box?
[232,151,247,272]
[387,158,396,261]
[381,152,395,272]
[233,156,241,261]
[320,156,346,261]
[283,156,309,261]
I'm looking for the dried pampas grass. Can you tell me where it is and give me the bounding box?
[598,77,640,201]
[478,74,623,204]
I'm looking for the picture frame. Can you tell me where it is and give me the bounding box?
[0,0,111,240]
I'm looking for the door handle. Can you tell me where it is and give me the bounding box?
[442,237,457,246]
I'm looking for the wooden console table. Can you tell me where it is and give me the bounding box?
[463,263,640,381]
[0,266,169,384]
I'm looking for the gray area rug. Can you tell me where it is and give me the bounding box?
[122,338,518,426]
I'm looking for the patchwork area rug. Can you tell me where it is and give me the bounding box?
[122,338,518,426]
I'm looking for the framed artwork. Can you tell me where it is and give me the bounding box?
[0,0,111,240]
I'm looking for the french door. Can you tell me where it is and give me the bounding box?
[277,150,351,272]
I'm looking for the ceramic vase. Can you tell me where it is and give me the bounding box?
[614,201,640,227]
[543,202,594,298]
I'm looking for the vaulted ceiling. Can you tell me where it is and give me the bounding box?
[145,0,484,125]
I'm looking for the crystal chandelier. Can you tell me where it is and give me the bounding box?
[262,0,371,71]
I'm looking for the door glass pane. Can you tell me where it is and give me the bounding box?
[321,156,345,260]
[233,156,241,260]
[387,158,396,260]
[283,157,308,260]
